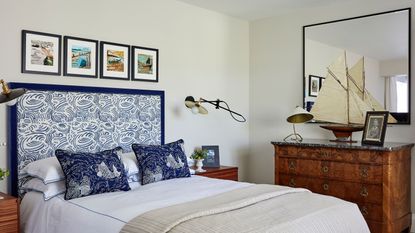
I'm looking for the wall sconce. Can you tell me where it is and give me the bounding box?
[284,106,313,142]
[0,79,26,104]
[184,96,246,122]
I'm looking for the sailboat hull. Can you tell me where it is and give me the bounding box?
[320,124,364,143]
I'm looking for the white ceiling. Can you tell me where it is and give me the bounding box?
[176,0,351,21]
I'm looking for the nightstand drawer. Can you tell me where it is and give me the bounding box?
[0,193,18,233]
[195,166,238,181]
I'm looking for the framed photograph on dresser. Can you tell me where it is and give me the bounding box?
[362,111,388,145]
[201,145,220,168]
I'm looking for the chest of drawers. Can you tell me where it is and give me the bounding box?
[272,139,413,233]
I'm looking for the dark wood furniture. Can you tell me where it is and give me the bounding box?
[272,139,413,233]
[0,192,19,233]
[195,166,238,181]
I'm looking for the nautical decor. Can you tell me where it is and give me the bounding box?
[310,52,396,142]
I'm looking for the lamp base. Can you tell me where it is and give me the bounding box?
[284,133,303,143]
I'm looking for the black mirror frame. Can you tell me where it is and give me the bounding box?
[302,8,411,125]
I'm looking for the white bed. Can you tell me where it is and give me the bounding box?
[21,176,370,233]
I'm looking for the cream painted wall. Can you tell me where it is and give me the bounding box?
[249,0,415,211]
[0,0,250,192]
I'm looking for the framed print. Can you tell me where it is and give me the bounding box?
[201,145,220,168]
[63,36,98,78]
[21,30,61,75]
[131,46,158,82]
[100,41,130,80]
[308,75,322,97]
[362,111,388,145]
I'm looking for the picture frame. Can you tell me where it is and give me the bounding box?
[201,145,220,168]
[131,46,159,82]
[362,111,388,145]
[21,30,61,75]
[63,36,98,78]
[306,101,314,112]
[308,75,322,97]
[100,41,130,80]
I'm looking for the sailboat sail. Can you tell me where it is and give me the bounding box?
[311,52,396,125]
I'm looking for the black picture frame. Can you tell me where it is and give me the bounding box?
[308,75,322,97]
[362,111,388,145]
[201,145,220,168]
[63,36,98,78]
[131,46,159,82]
[21,30,62,75]
[100,41,130,80]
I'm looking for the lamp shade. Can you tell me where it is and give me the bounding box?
[184,96,208,114]
[286,106,313,123]
[0,80,26,104]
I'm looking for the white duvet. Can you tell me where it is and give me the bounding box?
[20,176,369,233]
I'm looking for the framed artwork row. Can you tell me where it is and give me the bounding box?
[21,30,159,82]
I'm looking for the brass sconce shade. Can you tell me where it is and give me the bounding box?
[0,79,27,104]
[284,106,313,142]
[184,96,246,122]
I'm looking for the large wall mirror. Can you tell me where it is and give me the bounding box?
[303,8,411,124]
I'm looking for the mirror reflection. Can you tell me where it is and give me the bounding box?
[303,8,410,124]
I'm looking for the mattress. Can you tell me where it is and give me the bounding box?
[20,176,369,233]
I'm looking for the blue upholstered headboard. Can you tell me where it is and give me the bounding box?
[7,83,165,196]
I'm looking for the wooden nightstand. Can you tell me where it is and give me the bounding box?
[194,166,238,181]
[0,192,19,233]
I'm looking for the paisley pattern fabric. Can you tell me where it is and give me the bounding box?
[16,89,162,195]
[132,139,191,185]
[55,147,130,200]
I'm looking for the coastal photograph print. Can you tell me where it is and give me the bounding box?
[201,145,220,168]
[63,36,98,78]
[308,75,322,97]
[362,111,388,145]
[100,41,130,80]
[22,30,61,75]
[132,46,158,82]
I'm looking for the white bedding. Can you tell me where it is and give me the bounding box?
[21,176,369,233]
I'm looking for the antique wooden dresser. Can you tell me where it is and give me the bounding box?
[272,139,413,233]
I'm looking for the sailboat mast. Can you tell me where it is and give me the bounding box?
[345,52,350,124]
[362,57,366,101]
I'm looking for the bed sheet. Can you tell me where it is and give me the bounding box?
[20,176,368,233]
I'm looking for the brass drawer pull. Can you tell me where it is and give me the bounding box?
[360,186,368,197]
[361,206,369,216]
[288,160,296,170]
[322,183,329,191]
[321,165,329,173]
[360,166,368,178]
[319,151,329,158]
[289,178,296,187]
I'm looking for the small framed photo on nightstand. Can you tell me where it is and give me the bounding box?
[202,145,220,168]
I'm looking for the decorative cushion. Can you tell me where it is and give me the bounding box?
[55,147,130,200]
[21,157,65,184]
[22,178,66,200]
[132,139,191,185]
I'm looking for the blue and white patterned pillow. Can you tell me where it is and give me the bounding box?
[55,147,130,200]
[132,139,191,185]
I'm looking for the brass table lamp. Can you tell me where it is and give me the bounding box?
[284,106,313,142]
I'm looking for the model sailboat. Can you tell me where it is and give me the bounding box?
[310,52,396,141]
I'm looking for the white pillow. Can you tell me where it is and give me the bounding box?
[21,157,65,184]
[22,178,65,200]
[22,153,140,184]
[121,152,139,176]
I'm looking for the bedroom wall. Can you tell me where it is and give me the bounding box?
[0,0,250,192]
[249,0,415,211]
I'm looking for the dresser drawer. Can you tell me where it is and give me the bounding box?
[358,203,383,222]
[279,174,382,204]
[277,146,383,165]
[279,158,382,184]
